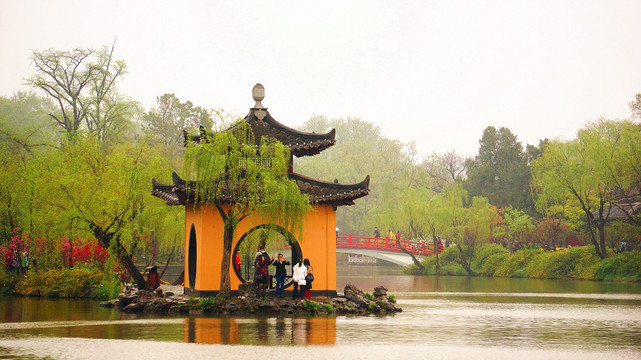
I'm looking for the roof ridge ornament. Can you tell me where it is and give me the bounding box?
[252,83,268,121]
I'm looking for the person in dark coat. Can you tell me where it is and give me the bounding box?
[271,253,290,297]
[255,254,273,296]
[303,258,313,300]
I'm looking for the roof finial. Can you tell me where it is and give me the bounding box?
[252,83,265,109]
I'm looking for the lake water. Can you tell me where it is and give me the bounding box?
[1,265,640,360]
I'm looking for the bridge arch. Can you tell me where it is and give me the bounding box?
[337,248,425,267]
[336,235,441,267]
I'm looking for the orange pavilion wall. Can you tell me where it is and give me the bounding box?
[184,203,336,295]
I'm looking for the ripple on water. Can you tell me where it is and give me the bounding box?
[1,338,641,360]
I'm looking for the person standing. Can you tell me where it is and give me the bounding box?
[254,245,269,265]
[254,246,269,280]
[271,253,290,297]
[373,227,381,239]
[303,258,313,300]
[292,258,307,301]
[255,254,273,297]
[234,252,242,272]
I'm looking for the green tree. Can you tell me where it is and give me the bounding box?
[24,136,171,288]
[531,119,638,259]
[437,184,472,274]
[502,207,534,252]
[0,93,57,239]
[600,119,641,226]
[297,116,422,235]
[465,126,532,211]
[141,93,213,158]
[184,122,311,292]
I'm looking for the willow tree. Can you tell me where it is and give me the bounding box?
[184,122,311,292]
[23,136,172,289]
[531,119,638,259]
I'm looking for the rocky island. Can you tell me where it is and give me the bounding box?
[103,284,402,316]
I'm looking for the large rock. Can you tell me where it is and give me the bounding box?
[331,297,347,305]
[343,284,362,301]
[225,302,239,312]
[367,302,382,313]
[117,284,138,309]
[373,286,388,297]
[123,302,143,312]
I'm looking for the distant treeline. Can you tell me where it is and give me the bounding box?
[1,45,641,284]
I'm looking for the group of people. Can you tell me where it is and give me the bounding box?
[3,248,28,274]
[372,227,401,241]
[252,246,314,300]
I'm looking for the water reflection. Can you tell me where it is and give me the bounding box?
[337,265,641,295]
[0,265,640,358]
[184,317,336,345]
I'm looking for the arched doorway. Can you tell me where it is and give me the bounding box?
[188,224,197,289]
[232,224,302,289]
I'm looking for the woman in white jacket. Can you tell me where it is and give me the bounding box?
[291,258,307,300]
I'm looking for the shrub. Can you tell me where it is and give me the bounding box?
[494,249,539,278]
[440,263,466,275]
[595,251,641,281]
[0,271,19,294]
[303,299,323,313]
[526,247,599,280]
[439,245,461,263]
[387,294,396,303]
[367,302,380,312]
[323,303,334,313]
[90,279,122,300]
[15,267,102,298]
[363,292,374,300]
[187,297,199,308]
[473,245,509,276]
[198,297,216,311]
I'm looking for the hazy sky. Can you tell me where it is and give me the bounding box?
[1,1,640,157]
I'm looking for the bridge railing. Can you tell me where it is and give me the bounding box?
[336,234,443,256]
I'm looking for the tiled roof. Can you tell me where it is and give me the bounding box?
[184,109,336,157]
[151,172,369,207]
[597,202,641,220]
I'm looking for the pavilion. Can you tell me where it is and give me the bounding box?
[151,84,369,296]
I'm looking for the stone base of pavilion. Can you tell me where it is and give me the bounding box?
[102,283,402,316]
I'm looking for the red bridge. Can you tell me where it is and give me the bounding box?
[336,235,443,266]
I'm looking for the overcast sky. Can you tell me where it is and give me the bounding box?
[1,1,640,157]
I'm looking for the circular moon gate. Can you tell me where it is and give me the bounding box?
[232,224,302,289]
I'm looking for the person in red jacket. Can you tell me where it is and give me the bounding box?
[234,252,242,272]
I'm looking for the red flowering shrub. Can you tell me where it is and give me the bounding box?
[60,237,109,269]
